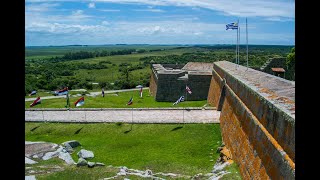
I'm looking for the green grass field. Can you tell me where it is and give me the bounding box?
[25,91,54,98]
[26,122,223,179]
[25,89,208,108]
[25,45,187,58]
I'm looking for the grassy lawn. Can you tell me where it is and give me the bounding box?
[25,89,208,108]
[25,91,54,98]
[26,122,222,179]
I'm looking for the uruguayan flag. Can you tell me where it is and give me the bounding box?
[226,22,238,30]
[173,96,185,105]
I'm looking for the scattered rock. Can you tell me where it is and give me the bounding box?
[64,145,74,153]
[144,169,153,176]
[77,158,87,167]
[96,162,105,166]
[32,153,43,159]
[87,162,95,168]
[25,157,37,164]
[62,140,81,149]
[28,170,36,174]
[192,173,204,179]
[25,175,36,180]
[58,151,75,165]
[25,141,59,158]
[42,146,63,160]
[118,166,128,176]
[212,162,230,173]
[77,149,94,159]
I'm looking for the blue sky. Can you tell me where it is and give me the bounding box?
[25,0,295,46]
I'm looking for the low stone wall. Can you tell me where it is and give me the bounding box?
[155,72,186,102]
[207,61,295,179]
[186,74,212,101]
[150,64,213,102]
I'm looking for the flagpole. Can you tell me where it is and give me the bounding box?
[246,18,248,70]
[239,26,240,66]
[235,22,238,68]
[183,107,184,125]
[185,81,187,102]
[40,98,45,122]
[237,19,240,67]
[131,107,133,130]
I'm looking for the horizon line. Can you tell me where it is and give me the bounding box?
[26,43,295,47]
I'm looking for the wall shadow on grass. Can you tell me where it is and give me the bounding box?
[171,126,183,131]
[74,127,83,134]
[124,124,133,134]
[30,126,40,132]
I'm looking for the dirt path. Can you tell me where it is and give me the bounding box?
[25,109,220,123]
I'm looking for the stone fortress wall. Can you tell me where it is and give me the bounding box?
[149,62,213,102]
[207,61,295,179]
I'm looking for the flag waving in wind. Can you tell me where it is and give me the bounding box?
[54,87,68,96]
[127,96,133,105]
[136,85,143,98]
[74,96,84,107]
[30,97,41,107]
[186,86,192,94]
[173,96,184,105]
[29,90,37,96]
[226,22,238,30]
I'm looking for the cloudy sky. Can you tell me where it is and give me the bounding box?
[25,0,295,46]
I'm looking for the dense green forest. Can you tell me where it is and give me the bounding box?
[25,45,294,95]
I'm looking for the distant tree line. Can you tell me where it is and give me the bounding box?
[25,60,150,95]
[140,45,293,69]
[28,49,137,63]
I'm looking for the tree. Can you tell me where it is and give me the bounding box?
[286,47,295,80]
[119,64,131,82]
[99,82,107,88]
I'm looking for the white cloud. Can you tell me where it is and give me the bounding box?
[25,0,294,45]
[133,8,165,12]
[93,0,294,19]
[26,22,109,34]
[193,32,203,36]
[72,10,83,15]
[101,21,110,25]
[88,2,96,8]
[25,9,94,26]
[26,3,60,12]
[25,0,295,20]
[99,9,121,12]
[264,17,294,22]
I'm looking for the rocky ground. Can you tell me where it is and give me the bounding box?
[25,140,234,179]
